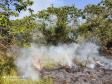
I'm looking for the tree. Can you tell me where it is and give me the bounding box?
[10,15,37,47]
[0,0,35,47]
[0,0,33,15]
[37,6,81,45]
[78,0,112,57]
[0,0,34,76]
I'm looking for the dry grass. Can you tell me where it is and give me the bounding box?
[0,76,54,84]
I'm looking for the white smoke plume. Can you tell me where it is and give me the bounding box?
[15,42,112,80]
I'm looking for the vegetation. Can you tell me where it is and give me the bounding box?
[0,0,112,83]
[0,77,53,84]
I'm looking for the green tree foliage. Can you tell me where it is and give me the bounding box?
[0,13,11,47]
[0,0,34,47]
[0,0,33,15]
[78,0,112,56]
[0,0,34,76]
[37,6,81,45]
[10,16,37,47]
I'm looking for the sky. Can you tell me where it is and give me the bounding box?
[10,0,101,20]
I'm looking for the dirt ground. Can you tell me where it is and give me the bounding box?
[41,65,112,84]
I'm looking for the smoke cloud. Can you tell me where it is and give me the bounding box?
[15,42,112,80]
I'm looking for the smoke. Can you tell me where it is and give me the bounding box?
[15,42,112,80]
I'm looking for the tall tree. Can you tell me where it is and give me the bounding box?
[37,6,81,45]
[78,0,112,57]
